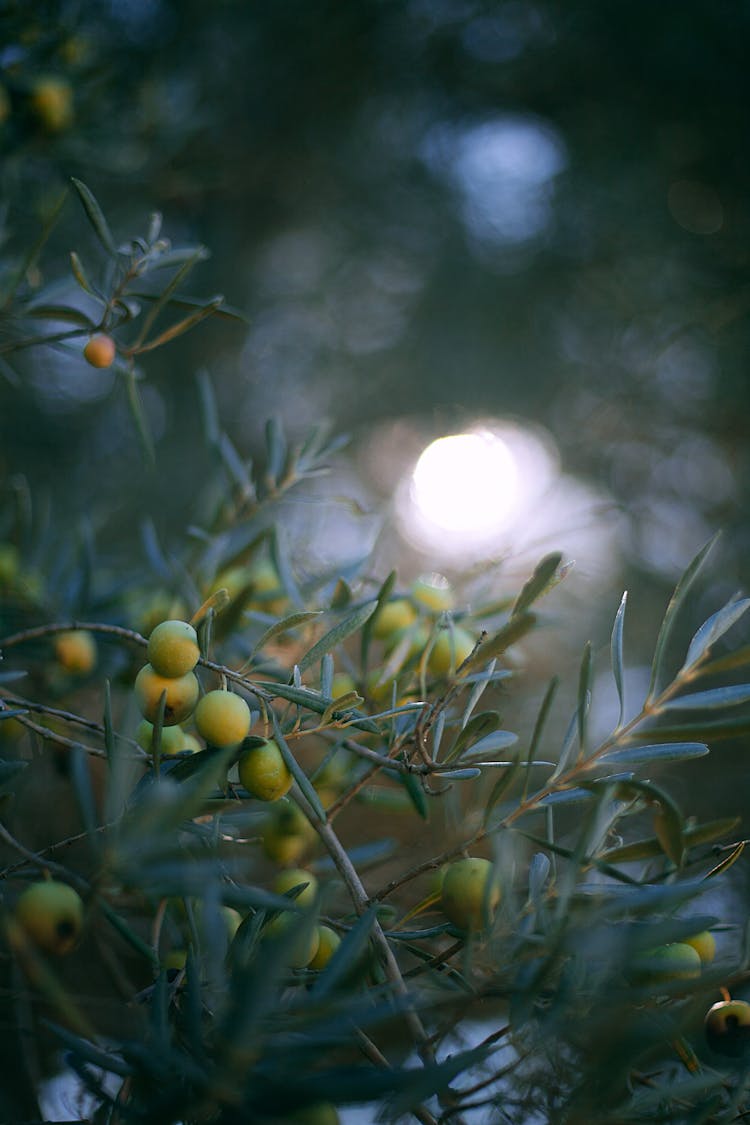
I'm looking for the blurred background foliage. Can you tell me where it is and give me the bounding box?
[1,2,749,805]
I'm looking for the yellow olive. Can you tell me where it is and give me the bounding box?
[135,720,195,756]
[54,630,97,675]
[684,930,716,966]
[0,543,19,585]
[14,880,83,955]
[274,868,319,908]
[705,999,750,1057]
[412,574,454,613]
[307,925,341,971]
[30,77,73,131]
[427,626,475,676]
[194,690,251,747]
[262,800,316,864]
[147,619,200,678]
[163,949,187,972]
[372,598,417,640]
[134,664,199,726]
[634,943,702,984]
[440,857,500,932]
[263,912,320,969]
[238,739,292,801]
[83,334,116,369]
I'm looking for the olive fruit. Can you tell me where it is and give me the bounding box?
[262,800,316,864]
[134,664,199,726]
[238,739,292,801]
[412,573,454,613]
[307,925,341,971]
[263,912,320,969]
[684,929,716,966]
[705,999,750,1057]
[135,720,197,756]
[427,626,474,676]
[372,598,417,640]
[14,880,84,955]
[194,690,251,747]
[274,868,319,908]
[30,77,73,131]
[83,334,116,369]
[54,629,97,675]
[440,857,500,932]
[0,543,20,585]
[147,619,200,678]
[634,942,702,984]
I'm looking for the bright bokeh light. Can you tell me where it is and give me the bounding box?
[411,430,519,534]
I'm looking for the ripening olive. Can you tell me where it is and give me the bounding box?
[14,880,84,955]
[135,719,195,756]
[684,929,716,966]
[54,630,97,675]
[83,334,116,369]
[134,664,199,726]
[263,912,320,969]
[262,800,316,865]
[427,626,475,676]
[194,690,251,747]
[238,739,292,801]
[412,574,454,613]
[30,77,73,131]
[705,999,750,1057]
[372,598,417,640]
[440,857,500,932]
[634,942,702,984]
[147,619,200,678]
[307,925,341,971]
[274,868,319,908]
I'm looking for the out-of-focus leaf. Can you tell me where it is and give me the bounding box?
[682,596,750,672]
[135,248,207,346]
[24,305,95,327]
[298,601,378,675]
[196,367,220,447]
[648,533,718,699]
[577,640,592,752]
[483,753,521,824]
[70,744,99,854]
[251,612,322,658]
[71,178,118,257]
[311,906,377,998]
[265,416,288,487]
[0,757,28,793]
[269,525,304,610]
[611,591,627,729]
[512,552,564,617]
[125,368,155,464]
[398,770,428,820]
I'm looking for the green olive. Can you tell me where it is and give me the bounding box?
[14,880,84,955]
[147,619,200,678]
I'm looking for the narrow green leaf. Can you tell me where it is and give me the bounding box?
[24,304,95,327]
[398,770,428,820]
[598,815,740,864]
[461,730,518,760]
[269,525,304,610]
[648,533,719,699]
[125,367,155,465]
[135,298,224,353]
[523,676,558,799]
[219,431,254,501]
[71,178,118,257]
[69,251,98,296]
[460,657,497,727]
[483,754,521,824]
[443,710,501,764]
[597,741,709,766]
[270,713,326,823]
[251,611,322,657]
[135,249,207,346]
[462,611,536,672]
[1,189,67,308]
[196,368,220,448]
[298,601,378,675]
[681,596,750,673]
[311,906,377,998]
[577,640,592,752]
[265,415,288,487]
[611,591,627,728]
[361,571,397,666]
[432,766,482,780]
[70,745,99,854]
[663,683,750,710]
[512,552,564,617]
[703,841,745,880]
